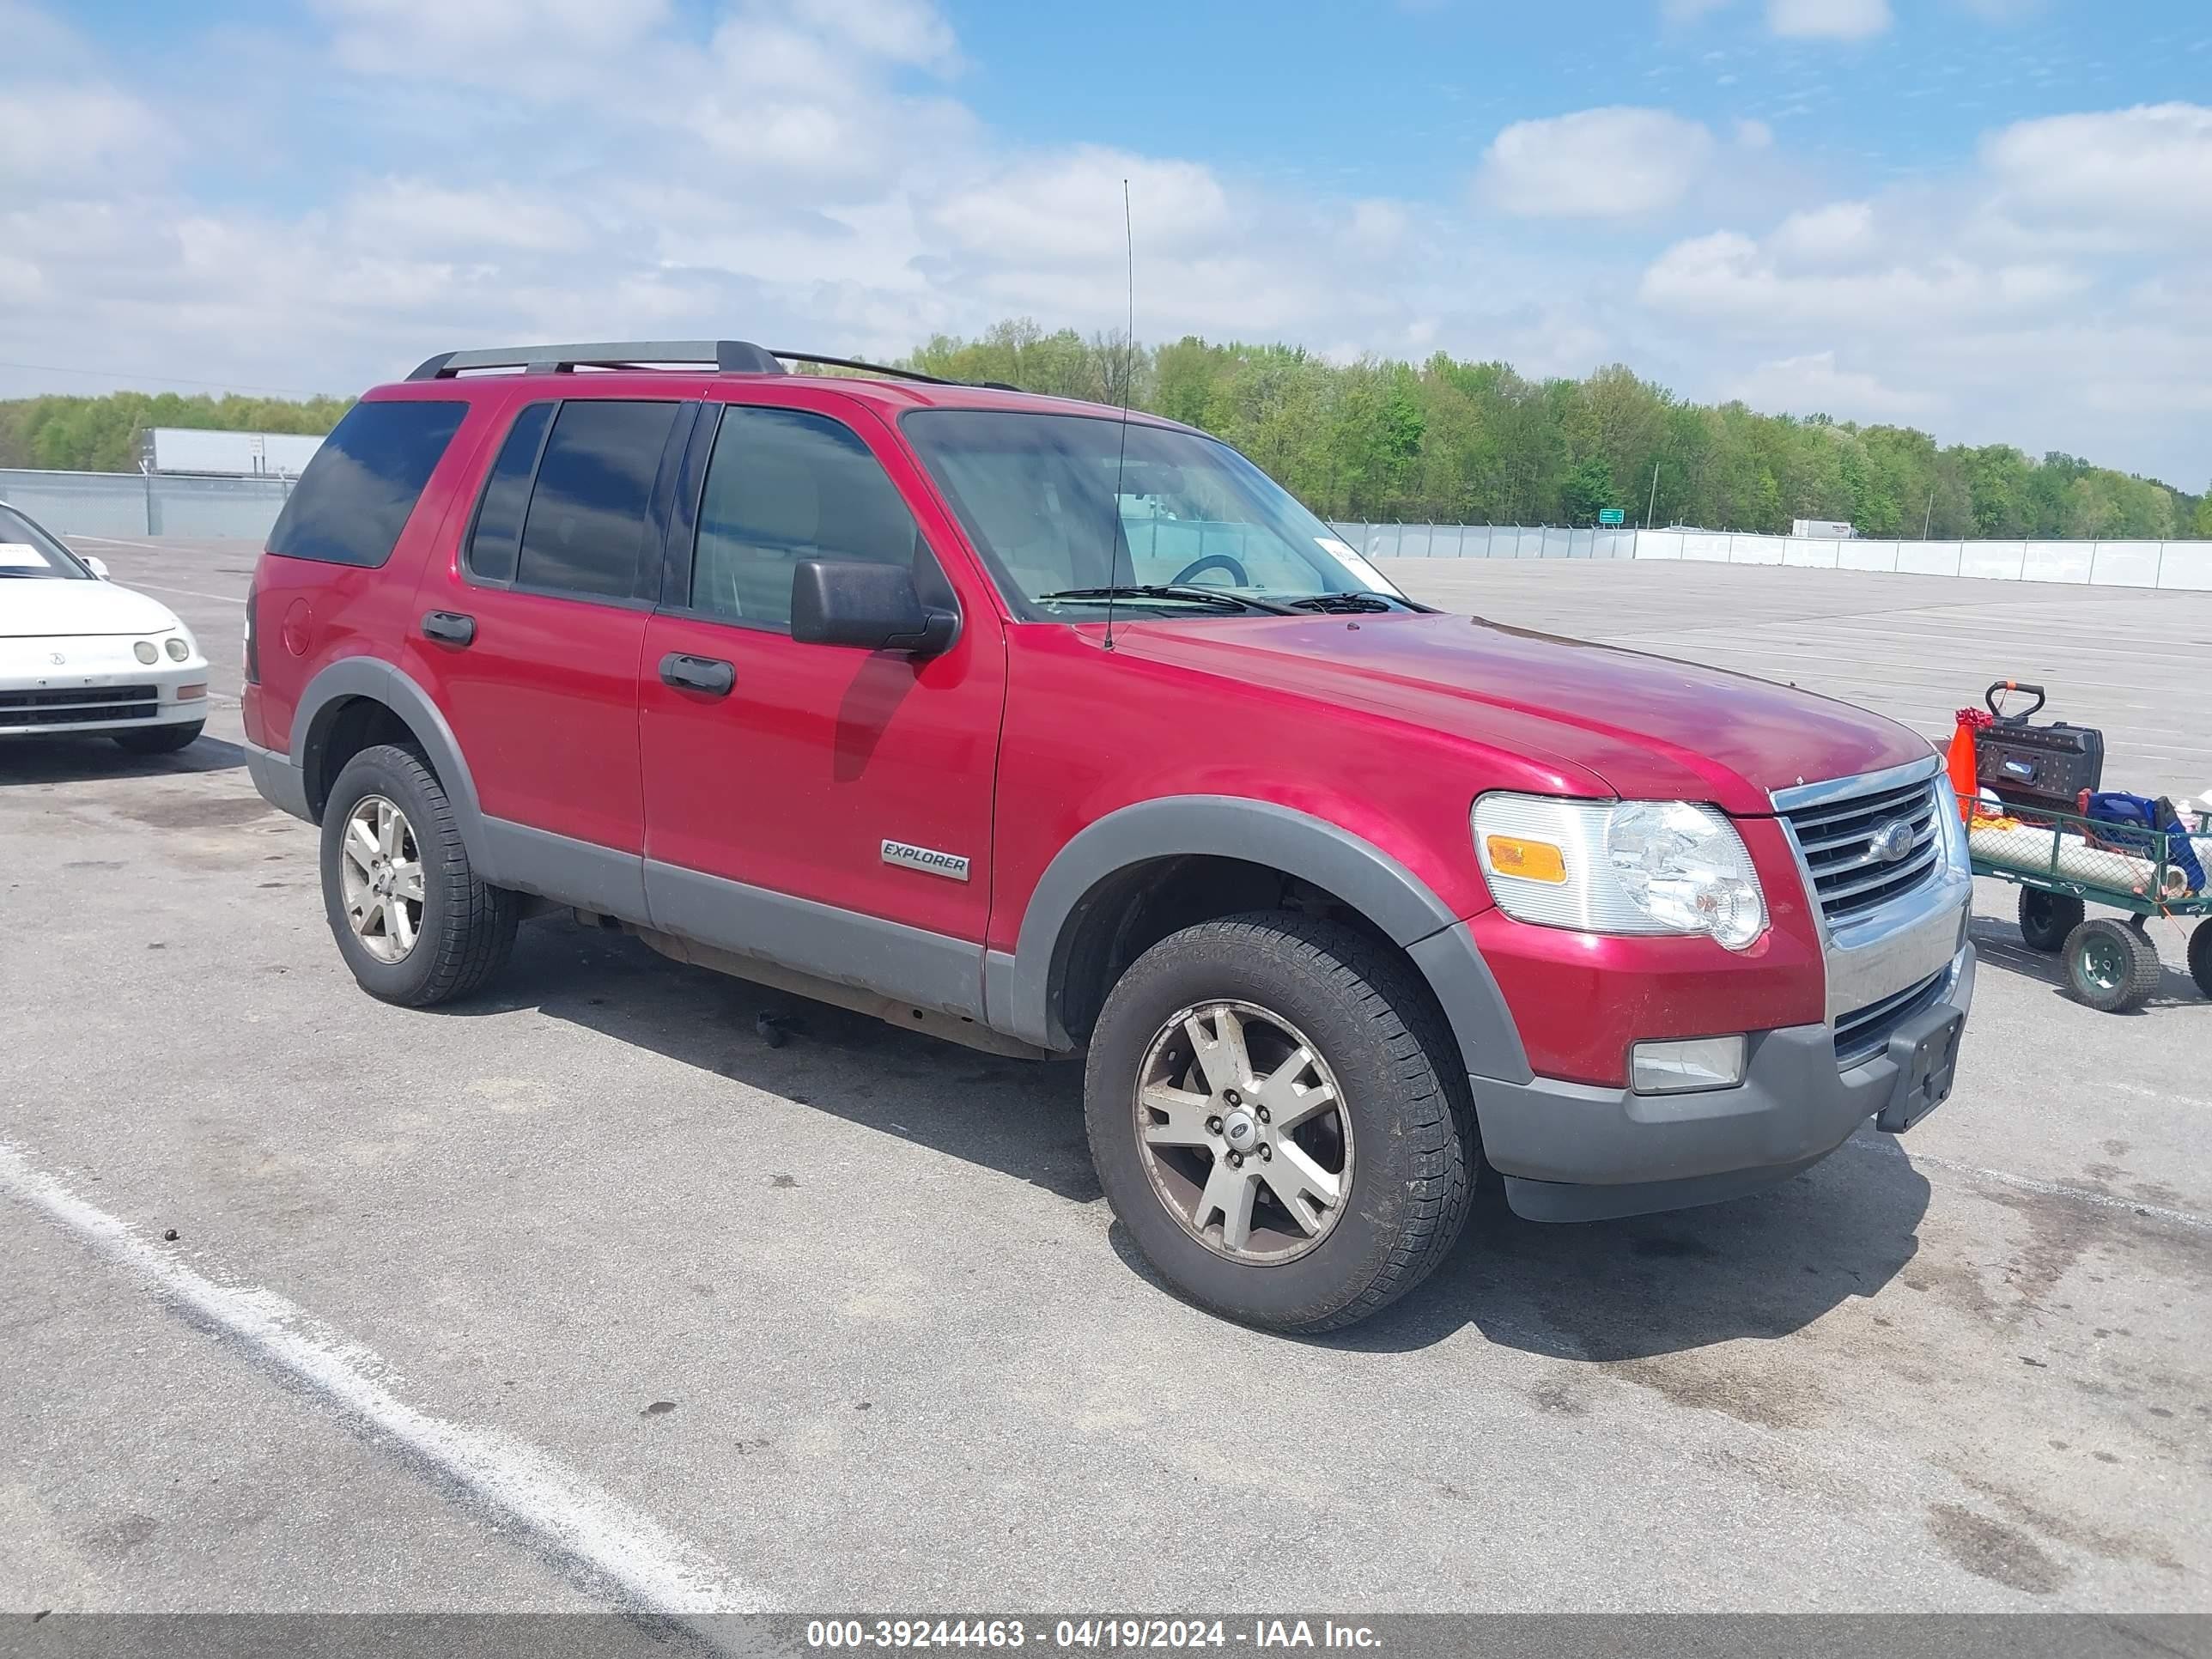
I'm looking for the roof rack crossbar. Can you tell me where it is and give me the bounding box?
[405,340,786,380]
[769,350,960,386]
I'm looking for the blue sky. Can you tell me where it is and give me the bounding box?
[5,0,2210,486]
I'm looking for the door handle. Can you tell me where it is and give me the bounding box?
[422,611,476,647]
[659,652,734,696]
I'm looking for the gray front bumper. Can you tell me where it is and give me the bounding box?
[1476,943,1974,1223]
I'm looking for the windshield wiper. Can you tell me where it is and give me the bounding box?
[1036,584,1302,615]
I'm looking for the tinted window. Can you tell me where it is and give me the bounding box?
[515,400,680,599]
[466,402,554,583]
[267,399,466,568]
[691,407,921,629]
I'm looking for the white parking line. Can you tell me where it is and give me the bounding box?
[114,580,240,605]
[67,535,161,549]
[0,1143,759,1620]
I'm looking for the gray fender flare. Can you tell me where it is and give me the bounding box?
[988,795,1531,1083]
[289,657,487,859]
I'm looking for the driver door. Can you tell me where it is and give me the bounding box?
[636,392,1006,1012]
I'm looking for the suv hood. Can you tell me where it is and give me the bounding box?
[0,579,179,639]
[1116,611,1933,814]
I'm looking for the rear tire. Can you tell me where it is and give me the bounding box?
[2189,923,2212,1000]
[2016,887,2082,953]
[2063,916,2159,1013]
[112,720,204,755]
[320,744,516,1006]
[1084,912,1474,1333]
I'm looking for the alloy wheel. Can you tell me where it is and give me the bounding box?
[339,794,425,963]
[1132,1000,1353,1264]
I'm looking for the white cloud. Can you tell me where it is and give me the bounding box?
[1479,107,1717,218]
[1729,349,1936,418]
[1658,0,1901,36]
[342,181,587,253]
[932,148,1231,264]
[1981,103,2212,243]
[0,84,167,186]
[1640,225,2083,330]
[313,0,670,84]
[1770,200,1879,266]
[1765,0,1893,40]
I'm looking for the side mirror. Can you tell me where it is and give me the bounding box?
[83,555,110,580]
[790,561,957,655]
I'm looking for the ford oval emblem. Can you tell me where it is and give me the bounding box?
[1869,819,1917,864]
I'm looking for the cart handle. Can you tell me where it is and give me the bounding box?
[1985,679,2047,720]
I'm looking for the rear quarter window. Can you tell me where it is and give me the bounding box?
[266,399,467,568]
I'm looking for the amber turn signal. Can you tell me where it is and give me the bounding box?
[1484,833,1567,884]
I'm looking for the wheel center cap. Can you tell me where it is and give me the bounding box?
[1222,1109,1260,1152]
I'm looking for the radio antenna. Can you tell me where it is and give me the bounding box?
[1103,178,1133,653]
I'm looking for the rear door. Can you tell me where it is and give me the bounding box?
[410,392,695,906]
[635,391,1006,1012]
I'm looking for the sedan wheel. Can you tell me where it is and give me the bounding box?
[337,793,425,963]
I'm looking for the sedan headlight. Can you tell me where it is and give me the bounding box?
[165,633,191,661]
[1474,793,1768,950]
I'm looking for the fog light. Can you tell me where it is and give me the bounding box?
[134,640,158,664]
[176,683,207,701]
[1631,1035,1747,1094]
[165,636,189,660]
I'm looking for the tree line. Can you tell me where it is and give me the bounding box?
[909,321,2209,540]
[6,327,2205,540]
[0,391,353,476]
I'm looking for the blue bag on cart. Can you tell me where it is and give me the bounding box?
[2083,792,2207,893]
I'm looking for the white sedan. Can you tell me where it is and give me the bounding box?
[0,501,210,753]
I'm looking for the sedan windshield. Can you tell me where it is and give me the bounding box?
[902,410,1415,619]
[0,504,91,579]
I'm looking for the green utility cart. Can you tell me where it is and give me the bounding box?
[1966,797,2212,1013]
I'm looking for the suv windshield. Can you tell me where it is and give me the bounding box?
[0,503,92,579]
[902,410,1414,618]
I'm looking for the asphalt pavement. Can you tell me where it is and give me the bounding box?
[2,538,2205,1625]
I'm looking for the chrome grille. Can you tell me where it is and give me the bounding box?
[0,684,161,726]
[1834,966,1949,1070]
[1782,773,1944,923]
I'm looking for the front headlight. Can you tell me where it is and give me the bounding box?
[1474,793,1768,950]
[165,632,191,661]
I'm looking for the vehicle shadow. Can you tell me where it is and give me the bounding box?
[449,915,1102,1201]
[0,732,247,784]
[1972,916,2204,1012]
[455,915,1933,1358]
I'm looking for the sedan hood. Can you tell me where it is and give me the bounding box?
[0,578,179,639]
[1115,611,1934,814]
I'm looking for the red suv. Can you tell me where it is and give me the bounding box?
[244,340,1974,1332]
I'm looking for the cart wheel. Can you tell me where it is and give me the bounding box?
[2190,924,2212,1000]
[2017,888,2084,953]
[2065,918,2160,1013]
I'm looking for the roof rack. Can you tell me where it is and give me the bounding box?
[405,340,787,380]
[403,339,1027,396]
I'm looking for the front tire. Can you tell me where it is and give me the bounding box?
[320,744,516,1006]
[1085,913,1474,1333]
[112,720,204,755]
